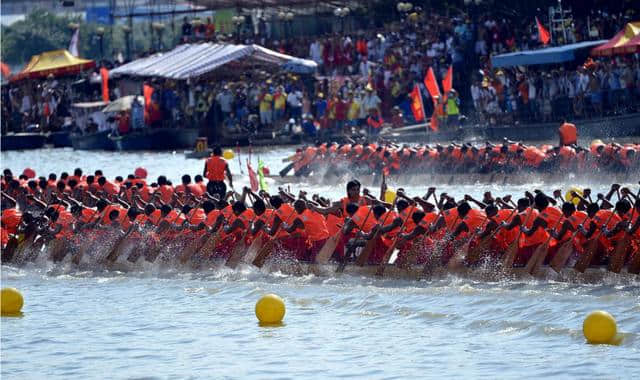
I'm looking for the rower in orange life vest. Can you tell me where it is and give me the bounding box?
[558,122,577,146]
[517,192,562,264]
[281,199,329,262]
[204,146,233,199]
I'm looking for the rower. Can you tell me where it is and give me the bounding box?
[282,199,329,262]
[204,146,233,200]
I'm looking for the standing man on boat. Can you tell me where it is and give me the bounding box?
[204,146,233,199]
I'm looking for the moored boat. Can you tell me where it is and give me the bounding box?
[1,132,47,150]
[110,128,199,151]
[47,131,72,148]
[70,130,115,151]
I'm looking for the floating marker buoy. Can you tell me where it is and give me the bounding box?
[583,310,618,345]
[223,149,235,160]
[1,287,24,316]
[255,294,285,325]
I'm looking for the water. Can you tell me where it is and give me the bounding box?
[2,148,639,379]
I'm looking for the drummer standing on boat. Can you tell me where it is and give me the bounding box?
[204,146,233,199]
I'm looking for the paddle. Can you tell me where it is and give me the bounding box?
[315,230,342,265]
[423,213,460,275]
[549,214,590,273]
[466,207,518,266]
[502,207,533,273]
[608,186,639,273]
[574,211,616,273]
[242,234,265,265]
[336,205,374,271]
[225,216,258,268]
[355,198,398,267]
[525,216,564,275]
[249,205,298,267]
[375,206,416,276]
[103,224,136,263]
[146,208,186,263]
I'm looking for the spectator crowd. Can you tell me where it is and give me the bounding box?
[3,4,640,138]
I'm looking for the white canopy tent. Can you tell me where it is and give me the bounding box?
[110,43,317,80]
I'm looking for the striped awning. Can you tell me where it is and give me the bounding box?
[110,43,316,80]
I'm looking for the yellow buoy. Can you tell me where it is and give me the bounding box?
[255,294,285,325]
[223,149,235,160]
[565,186,583,206]
[583,310,618,344]
[1,287,24,316]
[384,189,396,204]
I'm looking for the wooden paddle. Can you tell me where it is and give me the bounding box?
[251,238,276,268]
[502,207,533,273]
[335,206,375,272]
[549,214,590,273]
[242,234,265,265]
[525,216,564,275]
[315,232,341,265]
[375,206,416,276]
[103,225,136,263]
[466,208,518,266]
[574,211,616,273]
[608,187,639,273]
[225,216,258,268]
[355,199,397,267]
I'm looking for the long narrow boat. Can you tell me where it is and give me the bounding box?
[266,170,638,186]
[109,128,199,151]
[382,112,640,144]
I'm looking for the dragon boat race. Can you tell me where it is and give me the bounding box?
[2,0,640,378]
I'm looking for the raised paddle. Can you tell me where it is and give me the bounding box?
[549,214,590,273]
[608,187,640,273]
[525,216,564,276]
[574,211,616,273]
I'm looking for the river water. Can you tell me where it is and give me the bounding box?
[1,147,639,379]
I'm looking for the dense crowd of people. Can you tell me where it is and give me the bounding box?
[2,164,639,275]
[2,4,639,138]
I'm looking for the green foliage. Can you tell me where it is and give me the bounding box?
[1,9,181,67]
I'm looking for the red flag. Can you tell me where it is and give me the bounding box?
[536,17,550,45]
[247,160,259,192]
[442,66,453,94]
[409,85,425,122]
[0,62,11,78]
[143,84,153,123]
[423,67,441,101]
[100,67,109,103]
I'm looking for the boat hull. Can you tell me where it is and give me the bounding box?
[70,131,116,151]
[47,131,72,148]
[111,128,199,151]
[1,133,47,150]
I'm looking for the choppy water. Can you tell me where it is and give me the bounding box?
[2,147,640,379]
